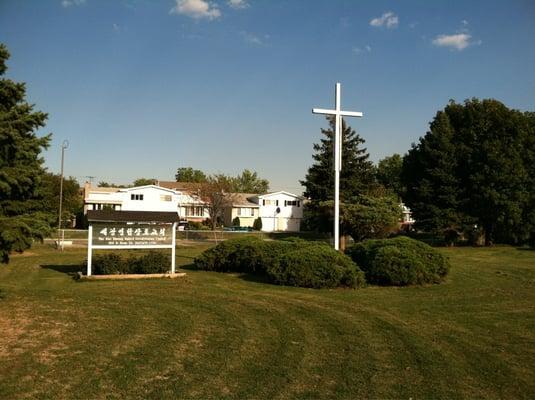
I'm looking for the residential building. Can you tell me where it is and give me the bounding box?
[82,183,209,222]
[222,193,260,228]
[257,191,304,232]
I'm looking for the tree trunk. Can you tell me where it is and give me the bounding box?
[340,235,347,252]
[484,224,494,246]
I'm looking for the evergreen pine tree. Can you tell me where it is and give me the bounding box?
[301,116,376,201]
[0,44,51,262]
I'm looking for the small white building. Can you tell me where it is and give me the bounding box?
[83,184,209,222]
[257,191,304,232]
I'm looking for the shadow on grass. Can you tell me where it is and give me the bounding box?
[516,247,535,252]
[237,273,272,285]
[179,263,199,271]
[41,264,84,276]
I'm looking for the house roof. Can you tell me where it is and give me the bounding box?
[156,181,204,193]
[257,191,304,200]
[87,210,181,223]
[226,193,259,207]
[117,185,180,195]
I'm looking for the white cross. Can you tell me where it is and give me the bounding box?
[312,83,363,250]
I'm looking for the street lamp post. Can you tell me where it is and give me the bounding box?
[58,140,69,251]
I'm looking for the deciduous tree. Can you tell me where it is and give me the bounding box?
[402,98,535,245]
[175,167,207,183]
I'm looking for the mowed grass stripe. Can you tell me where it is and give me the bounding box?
[0,244,534,399]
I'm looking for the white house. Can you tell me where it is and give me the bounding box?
[257,191,304,232]
[83,184,209,222]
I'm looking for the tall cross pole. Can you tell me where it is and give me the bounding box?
[313,83,363,250]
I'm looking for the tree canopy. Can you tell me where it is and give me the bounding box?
[376,153,405,199]
[402,98,535,245]
[39,173,82,228]
[0,44,51,262]
[175,167,207,183]
[133,178,156,186]
[230,169,269,193]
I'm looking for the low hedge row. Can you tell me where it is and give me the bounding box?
[91,251,170,275]
[345,236,450,286]
[194,237,365,289]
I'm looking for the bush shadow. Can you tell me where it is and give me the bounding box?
[41,264,84,276]
[237,273,272,285]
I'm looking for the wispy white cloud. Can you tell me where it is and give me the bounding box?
[432,33,472,50]
[170,0,221,20]
[352,45,372,55]
[241,31,268,45]
[61,0,86,7]
[370,11,399,29]
[432,21,481,51]
[228,0,249,9]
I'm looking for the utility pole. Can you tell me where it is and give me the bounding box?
[58,140,69,251]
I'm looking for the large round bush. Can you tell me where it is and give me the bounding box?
[267,246,365,288]
[193,236,288,273]
[194,237,366,289]
[346,236,450,286]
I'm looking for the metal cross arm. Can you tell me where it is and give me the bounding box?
[312,109,363,118]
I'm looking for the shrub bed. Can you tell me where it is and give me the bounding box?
[194,237,365,288]
[345,236,450,286]
[266,246,365,288]
[92,251,170,275]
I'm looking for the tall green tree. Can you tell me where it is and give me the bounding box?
[402,98,535,245]
[376,153,405,198]
[175,167,207,183]
[230,169,269,193]
[40,173,82,228]
[301,116,376,201]
[0,44,51,262]
[301,116,385,245]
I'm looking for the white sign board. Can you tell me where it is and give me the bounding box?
[87,222,177,276]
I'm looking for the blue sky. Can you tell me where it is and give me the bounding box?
[1,0,534,193]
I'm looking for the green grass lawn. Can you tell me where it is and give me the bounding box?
[0,244,534,399]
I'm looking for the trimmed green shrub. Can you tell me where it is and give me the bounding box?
[194,237,366,289]
[91,251,170,275]
[232,217,241,227]
[266,246,365,288]
[92,253,128,275]
[187,221,210,230]
[253,217,262,231]
[346,236,450,286]
[194,236,290,274]
[130,252,170,274]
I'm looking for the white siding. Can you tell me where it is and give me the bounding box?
[258,192,303,232]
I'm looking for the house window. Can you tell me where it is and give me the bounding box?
[160,195,172,202]
[186,206,204,217]
[130,194,144,201]
[285,200,299,207]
